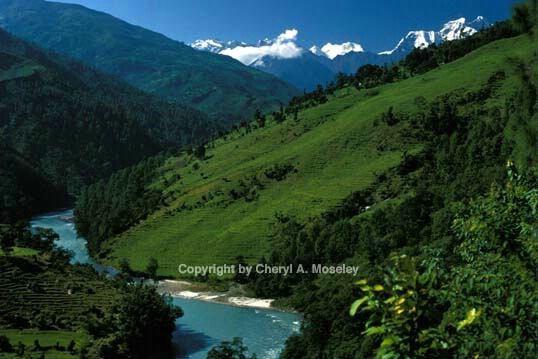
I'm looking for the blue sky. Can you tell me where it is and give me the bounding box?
[54,0,519,52]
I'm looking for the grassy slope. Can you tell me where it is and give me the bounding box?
[103,36,531,277]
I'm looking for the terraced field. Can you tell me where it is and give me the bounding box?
[0,256,117,330]
[102,36,531,277]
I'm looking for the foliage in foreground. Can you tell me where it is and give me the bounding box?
[84,283,183,359]
[206,337,257,359]
[352,165,538,358]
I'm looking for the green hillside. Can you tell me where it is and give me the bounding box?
[0,0,299,124]
[90,35,532,277]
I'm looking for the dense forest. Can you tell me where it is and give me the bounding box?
[75,154,167,255]
[0,147,65,223]
[0,28,216,222]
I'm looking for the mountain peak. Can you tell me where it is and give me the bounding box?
[191,39,225,53]
[439,17,470,41]
[213,29,304,66]
[309,45,324,56]
[191,39,247,53]
[380,16,487,55]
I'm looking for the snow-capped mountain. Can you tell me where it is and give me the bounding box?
[212,29,305,66]
[439,16,488,41]
[309,45,324,57]
[191,39,247,53]
[249,52,337,91]
[379,31,437,55]
[190,16,488,91]
[380,16,488,55]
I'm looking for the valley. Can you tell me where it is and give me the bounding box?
[1,0,537,358]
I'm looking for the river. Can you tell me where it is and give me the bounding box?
[30,210,301,359]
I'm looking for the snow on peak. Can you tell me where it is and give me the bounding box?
[380,16,488,55]
[439,17,470,41]
[309,45,323,56]
[192,15,490,64]
[469,16,489,29]
[315,42,364,59]
[409,30,437,49]
[191,39,247,53]
[438,16,488,41]
[380,30,437,55]
[191,39,225,53]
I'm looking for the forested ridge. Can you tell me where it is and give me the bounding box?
[261,72,538,357]
[0,27,216,222]
[0,147,65,223]
[285,19,521,114]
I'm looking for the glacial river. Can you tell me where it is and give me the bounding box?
[31,210,301,359]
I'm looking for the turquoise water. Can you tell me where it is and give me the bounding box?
[31,210,301,359]
[31,209,91,264]
[173,298,301,359]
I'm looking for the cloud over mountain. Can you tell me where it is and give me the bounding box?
[191,16,488,91]
[316,42,364,59]
[219,29,304,65]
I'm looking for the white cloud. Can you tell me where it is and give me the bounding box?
[220,29,304,65]
[277,29,299,42]
[319,42,364,59]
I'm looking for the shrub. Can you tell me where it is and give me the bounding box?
[0,335,13,352]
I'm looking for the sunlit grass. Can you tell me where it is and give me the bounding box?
[103,36,531,278]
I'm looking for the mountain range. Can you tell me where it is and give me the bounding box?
[192,16,489,90]
[0,0,298,124]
